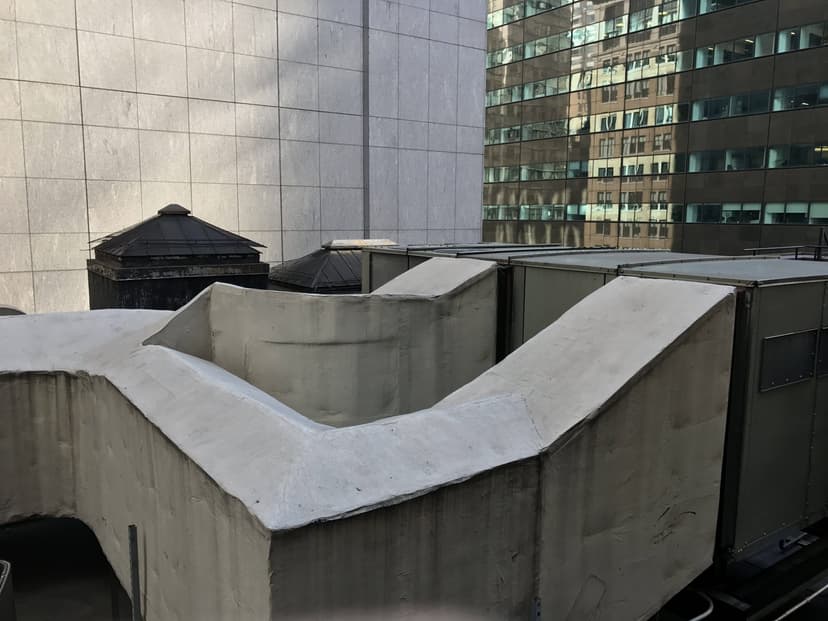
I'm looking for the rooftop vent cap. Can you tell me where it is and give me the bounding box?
[157,203,191,216]
[322,239,397,250]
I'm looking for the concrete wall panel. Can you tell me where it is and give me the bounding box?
[0,0,487,312]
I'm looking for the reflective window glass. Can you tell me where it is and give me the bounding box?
[687,204,723,223]
[810,203,828,224]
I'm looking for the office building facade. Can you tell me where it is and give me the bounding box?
[482,0,828,253]
[0,0,486,312]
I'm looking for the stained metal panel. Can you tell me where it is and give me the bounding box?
[510,266,526,353]
[367,252,409,291]
[521,267,606,344]
[759,330,818,392]
[733,283,826,555]
[818,328,828,377]
[806,283,828,523]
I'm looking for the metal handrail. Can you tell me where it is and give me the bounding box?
[745,244,828,260]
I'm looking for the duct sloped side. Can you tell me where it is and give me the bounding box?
[441,276,736,620]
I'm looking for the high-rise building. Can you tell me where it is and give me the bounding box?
[482,0,828,254]
[0,0,487,313]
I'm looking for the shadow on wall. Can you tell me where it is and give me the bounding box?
[144,257,499,427]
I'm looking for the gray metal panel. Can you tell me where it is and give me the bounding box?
[624,258,828,286]
[808,375,828,522]
[759,331,818,391]
[734,283,826,555]
[806,284,828,522]
[513,251,720,272]
[368,252,409,291]
[510,266,526,352]
[521,267,606,344]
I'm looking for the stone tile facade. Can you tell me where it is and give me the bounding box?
[0,0,485,312]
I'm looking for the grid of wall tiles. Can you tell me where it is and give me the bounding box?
[0,0,486,312]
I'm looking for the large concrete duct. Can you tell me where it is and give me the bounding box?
[0,258,736,620]
[146,257,499,426]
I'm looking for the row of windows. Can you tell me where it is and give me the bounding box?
[485,81,828,146]
[691,143,828,171]
[484,141,828,183]
[487,0,751,31]
[486,157,679,182]
[488,0,573,30]
[486,20,828,107]
[482,201,828,225]
[487,103,685,145]
[687,202,828,224]
[482,202,679,222]
[488,0,750,68]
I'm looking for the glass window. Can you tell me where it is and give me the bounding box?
[795,84,819,107]
[657,75,676,96]
[567,160,588,178]
[726,147,765,170]
[696,46,714,68]
[786,202,810,223]
[721,203,742,222]
[483,205,519,220]
[519,204,563,221]
[731,38,755,61]
[719,203,760,223]
[687,203,723,223]
[773,86,795,111]
[802,22,827,50]
[728,91,768,115]
[624,109,650,128]
[768,145,790,167]
[764,202,785,223]
[756,32,775,56]
[655,104,674,125]
[692,96,728,120]
[566,204,587,220]
[763,202,809,224]
[602,16,626,39]
[815,145,828,166]
[810,202,828,224]
[742,203,761,223]
[778,27,801,53]
[689,150,726,172]
[790,144,814,166]
[629,7,654,33]
[674,49,694,72]
[485,166,521,183]
[600,113,618,132]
